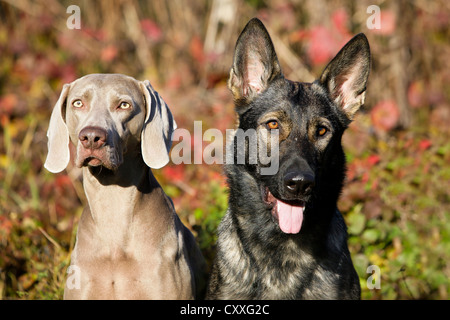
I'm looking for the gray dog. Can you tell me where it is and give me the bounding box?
[45,74,206,299]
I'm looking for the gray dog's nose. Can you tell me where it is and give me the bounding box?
[79,126,107,150]
[284,171,315,196]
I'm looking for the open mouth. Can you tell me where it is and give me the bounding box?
[82,156,103,167]
[262,187,305,234]
[77,147,120,172]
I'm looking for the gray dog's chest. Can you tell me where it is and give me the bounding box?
[65,203,195,300]
[67,213,158,299]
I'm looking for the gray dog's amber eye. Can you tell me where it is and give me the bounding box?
[73,100,83,108]
[119,102,131,109]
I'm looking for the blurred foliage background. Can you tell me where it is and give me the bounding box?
[0,0,449,300]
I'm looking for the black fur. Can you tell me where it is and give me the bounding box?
[206,18,370,300]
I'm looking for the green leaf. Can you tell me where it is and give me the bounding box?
[347,204,366,235]
[362,229,380,243]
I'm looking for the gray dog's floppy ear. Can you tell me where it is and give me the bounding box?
[140,80,177,169]
[44,84,71,173]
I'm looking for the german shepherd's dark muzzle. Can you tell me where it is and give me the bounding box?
[206,18,371,299]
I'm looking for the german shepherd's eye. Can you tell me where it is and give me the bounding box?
[317,126,328,137]
[266,120,279,130]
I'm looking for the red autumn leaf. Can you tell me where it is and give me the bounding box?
[346,163,357,181]
[55,175,73,194]
[307,26,337,66]
[418,139,432,151]
[307,10,351,66]
[210,171,227,188]
[0,216,13,236]
[189,36,205,64]
[367,154,381,166]
[370,100,400,132]
[166,73,182,90]
[332,9,350,36]
[289,29,309,43]
[372,10,396,35]
[162,165,185,182]
[407,81,426,108]
[362,171,370,183]
[82,28,106,41]
[0,93,18,115]
[101,45,118,63]
[141,19,162,42]
[60,64,77,84]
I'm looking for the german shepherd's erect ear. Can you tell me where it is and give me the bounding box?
[318,33,371,120]
[228,18,283,109]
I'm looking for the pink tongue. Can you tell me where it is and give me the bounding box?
[276,200,304,234]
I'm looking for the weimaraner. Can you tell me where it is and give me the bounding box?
[44,73,206,299]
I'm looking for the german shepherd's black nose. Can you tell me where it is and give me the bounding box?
[284,171,315,196]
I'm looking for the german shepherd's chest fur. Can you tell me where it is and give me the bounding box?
[212,208,355,299]
[206,18,370,300]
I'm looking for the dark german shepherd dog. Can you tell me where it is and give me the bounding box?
[206,18,370,299]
